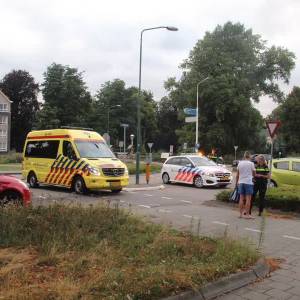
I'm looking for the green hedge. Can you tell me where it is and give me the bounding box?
[0,151,23,164]
[216,185,300,213]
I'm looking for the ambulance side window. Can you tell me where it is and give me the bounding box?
[63,141,77,160]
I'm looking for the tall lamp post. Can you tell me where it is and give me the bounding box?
[107,104,121,134]
[136,25,178,184]
[195,77,209,148]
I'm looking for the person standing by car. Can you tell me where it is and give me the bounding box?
[235,151,256,219]
[251,155,270,216]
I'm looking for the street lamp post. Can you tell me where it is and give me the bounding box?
[136,25,178,184]
[120,123,129,153]
[107,104,121,135]
[196,77,209,148]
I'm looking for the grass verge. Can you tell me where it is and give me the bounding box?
[0,204,258,299]
[126,162,162,175]
[0,163,21,172]
[216,184,300,213]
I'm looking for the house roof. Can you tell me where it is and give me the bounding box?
[0,90,12,103]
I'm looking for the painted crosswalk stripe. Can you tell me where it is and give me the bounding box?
[158,209,172,213]
[283,235,300,241]
[245,227,262,233]
[213,221,229,226]
[183,214,193,218]
[161,196,172,200]
[180,200,192,204]
[138,205,151,209]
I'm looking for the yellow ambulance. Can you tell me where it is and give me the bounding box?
[22,128,129,194]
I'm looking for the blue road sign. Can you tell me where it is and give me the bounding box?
[184,108,197,116]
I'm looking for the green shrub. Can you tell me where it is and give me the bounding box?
[0,151,23,164]
[126,162,162,175]
[216,185,300,212]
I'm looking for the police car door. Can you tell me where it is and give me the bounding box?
[168,157,182,182]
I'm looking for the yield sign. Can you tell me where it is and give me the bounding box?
[266,121,281,139]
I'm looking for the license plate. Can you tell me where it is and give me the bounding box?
[110,181,121,187]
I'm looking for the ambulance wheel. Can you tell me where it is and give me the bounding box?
[72,176,87,194]
[28,172,39,188]
[194,176,204,188]
[162,173,170,184]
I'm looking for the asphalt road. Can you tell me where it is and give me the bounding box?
[12,174,300,299]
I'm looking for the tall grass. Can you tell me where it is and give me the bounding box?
[0,205,258,299]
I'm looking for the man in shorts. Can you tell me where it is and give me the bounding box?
[235,151,256,219]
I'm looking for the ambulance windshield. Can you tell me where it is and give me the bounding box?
[75,140,115,159]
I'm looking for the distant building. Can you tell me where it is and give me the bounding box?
[0,90,11,153]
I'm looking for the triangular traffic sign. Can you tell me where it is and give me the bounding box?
[266,121,281,138]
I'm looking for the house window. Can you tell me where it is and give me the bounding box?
[0,140,7,151]
[0,116,8,124]
[0,129,7,137]
[0,104,8,112]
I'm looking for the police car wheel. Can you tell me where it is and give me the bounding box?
[28,172,39,188]
[194,176,204,188]
[162,173,170,184]
[73,176,87,194]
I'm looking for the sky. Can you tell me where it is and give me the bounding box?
[0,0,299,116]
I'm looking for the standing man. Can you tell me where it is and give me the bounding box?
[252,155,270,216]
[235,151,256,219]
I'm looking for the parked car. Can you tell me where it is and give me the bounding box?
[270,158,300,187]
[0,175,31,206]
[161,155,232,188]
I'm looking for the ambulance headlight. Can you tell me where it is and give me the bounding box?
[87,166,100,176]
[124,168,129,175]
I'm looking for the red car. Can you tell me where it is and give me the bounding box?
[0,175,31,207]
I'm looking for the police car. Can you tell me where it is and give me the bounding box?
[161,155,232,188]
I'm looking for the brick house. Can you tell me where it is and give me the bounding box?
[0,90,11,153]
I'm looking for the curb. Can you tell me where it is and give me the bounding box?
[124,185,165,192]
[161,259,270,300]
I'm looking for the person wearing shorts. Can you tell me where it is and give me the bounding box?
[235,151,256,219]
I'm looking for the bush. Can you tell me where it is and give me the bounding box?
[216,185,300,212]
[0,151,23,164]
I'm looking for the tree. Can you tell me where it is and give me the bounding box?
[271,87,300,153]
[94,79,158,150]
[165,22,295,154]
[37,63,92,129]
[0,70,39,151]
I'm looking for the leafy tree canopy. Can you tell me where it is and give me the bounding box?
[164,22,295,154]
[37,63,92,129]
[0,70,39,151]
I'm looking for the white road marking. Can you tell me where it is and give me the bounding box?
[180,200,192,204]
[144,194,153,197]
[138,205,151,209]
[162,196,173,200]
[183,214,193,218]
[158,209,172,213]
[213,221,229,226]
[283,235,300,241]
[245,227,262,233]
[120,200,125,203]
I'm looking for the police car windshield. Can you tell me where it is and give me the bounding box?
[75,141,115,158]
[190,157,217,166]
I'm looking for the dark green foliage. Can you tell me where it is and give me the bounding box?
[0,70,39,151]
[36,63,93,129]
[271,87,300,153]
[217,185,300,212]
[164,22,295,153]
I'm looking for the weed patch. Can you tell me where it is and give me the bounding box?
[0,205,258,299]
